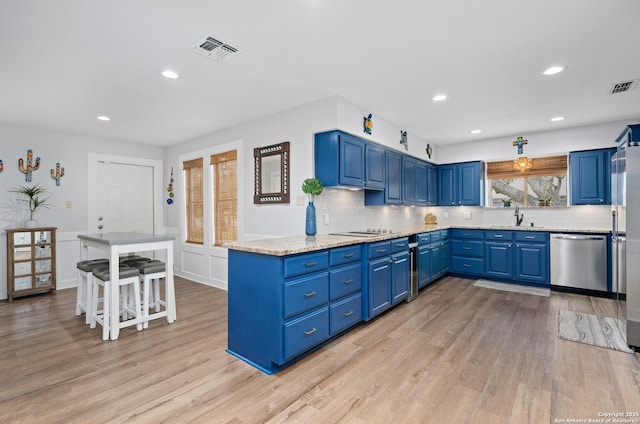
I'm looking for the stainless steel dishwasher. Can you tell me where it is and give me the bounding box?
[550,233,607,291]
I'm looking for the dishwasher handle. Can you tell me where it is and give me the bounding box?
[550,234,606,241]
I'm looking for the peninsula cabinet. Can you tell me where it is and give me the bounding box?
[227,244,363,375]
[315,130,384,190]
[6,227,57,302]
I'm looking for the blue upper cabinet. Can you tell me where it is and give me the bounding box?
[402,156,417,205]
[569,148,615,205]
[365,143,385,190]
[415,159,428,205]
[438,161,485,206]
[426,163,438,206]
[315,131,384,190]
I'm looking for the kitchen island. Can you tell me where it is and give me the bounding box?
[225,224,610,374]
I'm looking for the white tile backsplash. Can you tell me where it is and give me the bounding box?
[316,189,612,233]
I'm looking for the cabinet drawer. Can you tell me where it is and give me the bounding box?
[368,241,391,259]
[439,230,449,240]
[514,231,547,242]
[485,230,513,240]
[430,231,441,242]
[283,273,329,319]
[330,245,362,266]
[284,251,329,278]
[417,233,431,245]
[391,237,409,254]
[330,293,362,336]
[451,229,484,239]
[283,307,329,361]
[330,263,362,301]
[452,240,484,257]
[451,256,485,275]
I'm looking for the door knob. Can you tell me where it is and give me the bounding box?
[98,225,103,230]
[98,216,103,221]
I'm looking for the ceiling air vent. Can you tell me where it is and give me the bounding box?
[191,34,240,62]
[610,79,639,94]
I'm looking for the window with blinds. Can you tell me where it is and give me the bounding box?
[211,150,237,246]
[183,158,204,244]
[487,156,568,207]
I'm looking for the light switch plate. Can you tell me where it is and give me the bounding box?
[464,211,472,220]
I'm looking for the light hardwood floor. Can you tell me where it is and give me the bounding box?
[1,276,639,424]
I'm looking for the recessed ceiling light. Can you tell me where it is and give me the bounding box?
[432,94,447,102]
[550,116,566,122]
[543,66,565,76]
[161,70,179,79]
[96,115,111,121]
[470,129,482,134]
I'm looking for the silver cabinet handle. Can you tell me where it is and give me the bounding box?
[304,328,317,336]
[303,291,316,298]
[463,264,471,267]
[463,247,471,250]
[493,234,503,238]
[376,249,387,253]
[525,236,535,239]
[343,253,354,258]
[304,261,317,267]
[344,310,354,317]
[343,279,354,284]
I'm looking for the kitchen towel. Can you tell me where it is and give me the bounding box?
[558,310,634,353]
[473,279,551,297]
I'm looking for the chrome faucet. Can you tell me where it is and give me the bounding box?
[514,205,524,226]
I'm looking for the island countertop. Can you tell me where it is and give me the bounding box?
[224,224,610,256]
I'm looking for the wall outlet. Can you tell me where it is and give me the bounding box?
[464,211,472,220]
[324,213,330,225]
[444,211,449,219]
[65,200,72,208]
[296,195,305,206]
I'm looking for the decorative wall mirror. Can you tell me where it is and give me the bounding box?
[254,141,290,204]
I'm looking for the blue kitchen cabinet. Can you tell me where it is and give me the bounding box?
[227,244,363,375]
[439,230,450,275]
[514,232,549,285]
[485,242,513,279]
[385,150,402,204]
[402,156,417,205]
[450,229,485,275]
[365,143,385,190]
[363,237,409,320]
[426,163,438,206]
[415,159,429,205]
[569,148,615,205]
[417,240,432,289]
[315,130,385,190]
[438,161,485,206]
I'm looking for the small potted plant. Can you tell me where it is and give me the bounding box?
[502,198,512,207]
[11,184,52,228]
[302,178,323,236]
[538,198,546,207]
[545,197,552,207]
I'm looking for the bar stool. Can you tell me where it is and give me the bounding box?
[129,260,175,328]
[89,265,143,341]
[76,259,109,324]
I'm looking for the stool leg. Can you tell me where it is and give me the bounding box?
[142,275,151,329]
[85,273,93,325]
[153,278,161,312]
[133,278,143,331]
[89,278,99,329]
[75,270,84,317]
[102,281,110,341]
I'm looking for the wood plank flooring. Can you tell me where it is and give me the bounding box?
[1,276,639,423]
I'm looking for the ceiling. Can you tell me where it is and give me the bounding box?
[1,1,639,147]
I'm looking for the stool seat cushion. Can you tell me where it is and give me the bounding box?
[77,259,109,272]
[118,255,148,263]
[93,265,140,281]
[133,260,165,274]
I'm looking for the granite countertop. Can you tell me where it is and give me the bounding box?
[225,224,610,256]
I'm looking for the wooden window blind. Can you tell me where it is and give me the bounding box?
[183,158,204,244]
[211,150,237,246]
[486,156,567,179]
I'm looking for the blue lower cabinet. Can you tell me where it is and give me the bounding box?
[391,251,409,304]
[283,307,330,361]
[515,242,549,285]
[227,246,363,375]
[418,245,431,288]
[451,256,484,275]
[330,293,362,335]
[367,256,392,319]
[485,242,513,279]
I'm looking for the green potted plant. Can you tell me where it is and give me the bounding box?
[11,184,52,228]
[502,198,512,207]
[302,178,323,236]
[545,197,552,207]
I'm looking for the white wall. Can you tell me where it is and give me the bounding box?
[0,123,163,300]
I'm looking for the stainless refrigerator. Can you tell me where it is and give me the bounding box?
[612,123,640,349]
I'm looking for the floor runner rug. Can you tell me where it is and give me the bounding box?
[473,279,550,297]
[558,310,634,353]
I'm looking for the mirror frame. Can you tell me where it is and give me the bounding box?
[253,141,290,204]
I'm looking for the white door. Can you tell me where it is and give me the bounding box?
[96,161,154,234]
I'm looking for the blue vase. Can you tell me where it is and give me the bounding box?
[305,201,317,236]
